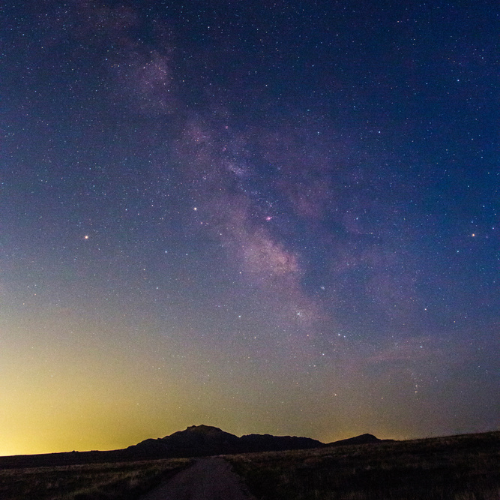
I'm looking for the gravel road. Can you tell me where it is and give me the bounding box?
[139,457,256,500]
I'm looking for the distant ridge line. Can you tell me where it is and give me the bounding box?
[0,424,389,469]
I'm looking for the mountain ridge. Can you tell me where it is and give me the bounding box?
[128,424,326,457]
[0,424,388,468]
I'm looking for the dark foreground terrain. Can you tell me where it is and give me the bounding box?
[0,431,498,499]
[227,431,500,500]
[0,458,193,500]
[140,458,255,500]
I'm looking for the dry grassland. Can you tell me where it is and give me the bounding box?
[0,457,192,500]
[226,432,500,500]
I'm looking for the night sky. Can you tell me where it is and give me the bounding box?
[1,0,499,456]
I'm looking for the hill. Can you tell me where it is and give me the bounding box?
[128,424,325,458]
[0,425,382,468]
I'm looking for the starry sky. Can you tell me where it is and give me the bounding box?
[1,0,499,456]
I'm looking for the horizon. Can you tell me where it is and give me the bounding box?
[2,0,498,457]
[2,423,498,458]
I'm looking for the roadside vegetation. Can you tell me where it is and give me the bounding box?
[0,457,192,500]
[226,431,500,500]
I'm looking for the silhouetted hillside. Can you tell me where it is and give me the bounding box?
[128,425,323,457]
[129,425,241,457]
[239,433,323,452]
[329,433,386,446]
[0,425,385,468]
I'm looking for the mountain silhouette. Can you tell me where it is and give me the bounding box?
[0,425,384,468]
[128,424,324,458]
[330,433,384,446]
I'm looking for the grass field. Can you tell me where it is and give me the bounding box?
[0,457,192,500]
[226,431,500,500]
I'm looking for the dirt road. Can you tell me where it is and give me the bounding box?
[139,457,256,500]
